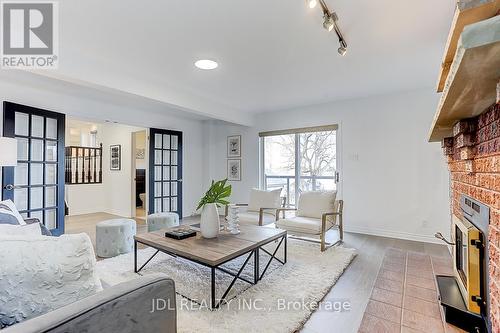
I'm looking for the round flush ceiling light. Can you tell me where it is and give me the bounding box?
[194,59,218,70]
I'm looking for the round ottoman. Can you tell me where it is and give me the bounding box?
[96,219,136,258]
[147,212,179,232]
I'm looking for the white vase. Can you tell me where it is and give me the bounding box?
[201,203,220,238]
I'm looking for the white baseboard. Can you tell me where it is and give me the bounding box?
[345,225,442,244]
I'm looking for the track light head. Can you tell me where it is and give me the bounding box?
[307,0,317,9]
[323,14,334,32]
[338,46,347,56]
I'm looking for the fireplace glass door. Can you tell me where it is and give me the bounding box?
[455,225,468,287]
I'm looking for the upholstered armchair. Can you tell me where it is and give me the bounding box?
[224,189,286,226]
[275,191,343,252]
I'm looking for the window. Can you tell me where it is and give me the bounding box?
[260,125,338,207]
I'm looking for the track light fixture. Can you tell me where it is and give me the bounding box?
[323,14,334,32]
[307,0,347,56]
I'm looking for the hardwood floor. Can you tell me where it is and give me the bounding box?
[65,212,452,333]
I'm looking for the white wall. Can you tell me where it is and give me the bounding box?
[206,89,451,243]
[0,78,207,218]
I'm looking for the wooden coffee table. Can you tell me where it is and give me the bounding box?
[134,222,287,309]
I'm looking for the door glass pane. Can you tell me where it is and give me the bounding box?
[30,164,43,185]
[45,164,57,184]
[171,136,178,149]
[163,182,170,197]
[263,134,295,202]
[171,182,177,196]
[163,166,170,180]
[17,138,28,160]
[298,131,337,192]
[45,209,57,229]
[15,112,29,136]
[15,163,28,186]
[170,166,177,180]
[163,198,170,212]
[14,188,28,211]
[170,151,177,166]
[154,198,161,213]
[45,186,56,207]
[154,150,162,164]
[31,115,44,137]
[30,210,43,222]
[163,135,170,149]
[163,150,170,165]
[46,118,57,139]
[46,141,57,161]
[30,187,43,209]
[154,134,162,149]
[31,139,44,161]
[171,197,177,212]
[154,166,162,181]
[154,182,162,197]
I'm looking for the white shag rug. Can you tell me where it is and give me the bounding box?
[96,239,356,333]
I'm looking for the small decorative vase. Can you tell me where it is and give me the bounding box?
[201,203,220,238]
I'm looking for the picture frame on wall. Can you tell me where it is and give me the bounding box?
[110,145,121,170]
[227,135,241,158]
[227,159,241,181]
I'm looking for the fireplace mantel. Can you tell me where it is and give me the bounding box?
[429,15,500,142]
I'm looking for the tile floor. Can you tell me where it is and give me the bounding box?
[358,248,468,333]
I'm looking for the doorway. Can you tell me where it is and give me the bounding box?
[132,130,147,221]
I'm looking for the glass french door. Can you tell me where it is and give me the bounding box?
[2,102,65,235]
[148,128,182,217]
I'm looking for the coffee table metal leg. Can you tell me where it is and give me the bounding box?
[254,248,259,283]
[284,235,287,264]
[211,267,216,310]
[134,240,137,273]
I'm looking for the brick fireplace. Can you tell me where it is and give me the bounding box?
[444,103,500,332]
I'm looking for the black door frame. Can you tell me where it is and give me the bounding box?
[2,102,66,235]
[148,128,183,217]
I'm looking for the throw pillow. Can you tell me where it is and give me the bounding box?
[0,208,21,225]
[247,188,282,215]
[0,200,25,225]
[296,191,337,219]
[0,222,42,236]
[0,233,103,328]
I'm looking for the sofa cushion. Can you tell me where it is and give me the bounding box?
[0,200,25,225]
[0,233,103,328]
[247,189,282,215]
[276,216,330,235]
[296,191,336,219]
[238,211,275,225]
[0,222,42,236]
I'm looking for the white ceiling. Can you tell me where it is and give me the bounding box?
[6,0,456,125]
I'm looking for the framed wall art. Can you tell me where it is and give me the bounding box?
[110,144,121,170]
[227,159,241,181]
[227,135,241,158]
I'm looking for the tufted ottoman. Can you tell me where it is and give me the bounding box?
[147,212,179,232]
[96,219,136,258]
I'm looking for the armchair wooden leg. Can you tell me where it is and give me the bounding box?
[339,213,344,241]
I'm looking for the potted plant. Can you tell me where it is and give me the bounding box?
[197,179,232,238]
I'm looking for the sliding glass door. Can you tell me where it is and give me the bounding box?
[261,126,338,207]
